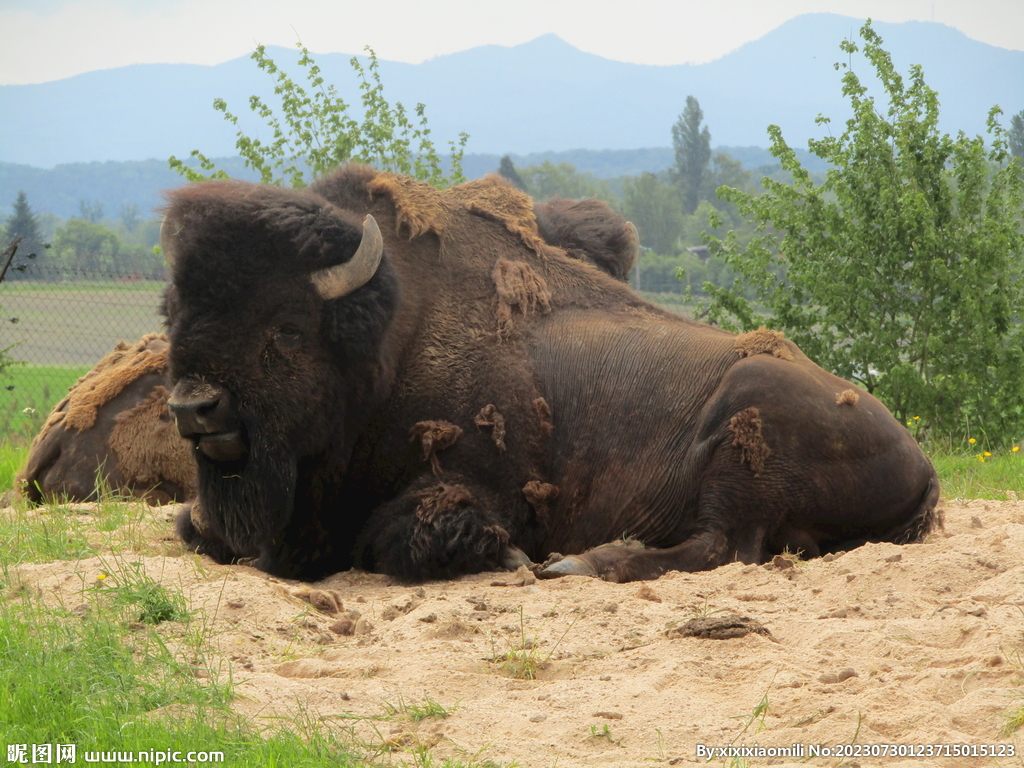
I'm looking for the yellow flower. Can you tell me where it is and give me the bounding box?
[968,438,976,444]
[1013,446,1021,453]
[913,416,920,421]
[978,455,985,463]
[984,452,992,457]
[97,573,107,581]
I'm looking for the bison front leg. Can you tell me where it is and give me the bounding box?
[539,529,737,582]
[354,477,530,581]
[174,501,241,565]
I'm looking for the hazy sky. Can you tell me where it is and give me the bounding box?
[1,0,1022,86]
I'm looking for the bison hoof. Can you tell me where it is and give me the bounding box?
[502,546,535,571]
[538,555,598,579]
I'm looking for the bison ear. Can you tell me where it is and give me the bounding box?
[310,214,384,300]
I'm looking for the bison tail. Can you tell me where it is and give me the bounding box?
[881,469,942,545]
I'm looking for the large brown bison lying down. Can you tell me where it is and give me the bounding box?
[158,166,940,583]
[17,196,637,506]
[17,334,196,505]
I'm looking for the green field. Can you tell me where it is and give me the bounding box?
[1,364,91,445]
[2,280,163,444]
[1,280,165,367]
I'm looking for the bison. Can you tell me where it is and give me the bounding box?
[161,165,939,583]
[533,197,639,281]
[15,197,637,506]
[18,333,196,505]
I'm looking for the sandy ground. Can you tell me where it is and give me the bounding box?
[7,498,1024,768]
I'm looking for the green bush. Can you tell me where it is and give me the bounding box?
[171,44,468,189]
[702,21,1024,445]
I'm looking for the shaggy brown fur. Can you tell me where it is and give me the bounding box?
[532,397,554,437]
[161,163,941,584]
[733,327,794,362]
[522,480,559,523]
[109,385,197,498]
[367,172,547,257]
[64,333,170,431]
[290,584,345,615]
[28,334,168,450]
[474,404,507,451]
[492,259,552,336]
[409,420,464,475]
[189,499,210,536]
[450,176,548,255]
[836,389,860,405]
[730,407,771,476]
[533,197,639,281]
[413,483,474,524]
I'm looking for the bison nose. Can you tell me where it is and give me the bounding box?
[168,381,247,463]
[168,396,221,433]
[168,381,238,438]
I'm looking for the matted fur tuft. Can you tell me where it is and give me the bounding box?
[367,172,547,257]
[734,326,794,361]
[836,389,860,405]
[61,333,170,432]
[729,407,771,476]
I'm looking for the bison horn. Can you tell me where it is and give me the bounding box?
[624,221,641,272]
[311,214,384,300]
[159,216,180,268]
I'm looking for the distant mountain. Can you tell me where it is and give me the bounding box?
[1,14,1021,169]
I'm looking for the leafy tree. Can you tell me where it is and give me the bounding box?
[4,192,46,272]
[621,172,683,254]
[170,44,468,189]
[119,203,142,233]
[701,153,752,210]
[1010,109,1024,161]
[702,21,1024,444]
[78,200,104,223]
[671,96,712,215]
[498,155,526,191]
[53,218,121,274]
[517,161,612,202]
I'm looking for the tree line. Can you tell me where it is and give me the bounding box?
[1,193,164,281]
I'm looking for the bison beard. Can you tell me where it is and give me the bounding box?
[187,425,299,563]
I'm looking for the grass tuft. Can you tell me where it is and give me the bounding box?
[382,696,455,723]
[91,558,192,625]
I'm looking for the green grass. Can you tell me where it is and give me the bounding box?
[0,486,509,765]
[0,530,504,766]
[382,696,455,723]
[0,504,98,569]
[93,559,192,625]
[0,499,182,582]
[927,447,1024,501]
[0,592,370,764]
[1,364,90,443]
[1,441,29,494]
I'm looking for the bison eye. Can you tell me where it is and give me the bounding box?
[275,324,303,348]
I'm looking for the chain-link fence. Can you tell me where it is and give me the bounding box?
[1,252,166,444]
